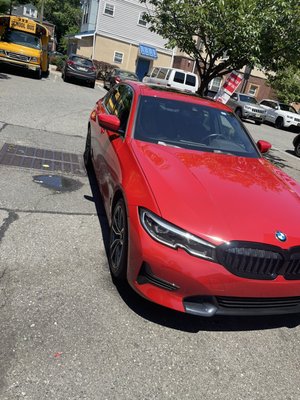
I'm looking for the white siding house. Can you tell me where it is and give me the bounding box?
[73,0,174,80]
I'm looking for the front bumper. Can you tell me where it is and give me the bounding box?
[127,205,300,317]
[0,56,40,71]
[243,110,265,122]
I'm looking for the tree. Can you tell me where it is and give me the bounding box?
[267,67,300,104]
[0,0,9,13]
[140,0,300,95]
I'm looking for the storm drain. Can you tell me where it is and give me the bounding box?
[0,143,86,176]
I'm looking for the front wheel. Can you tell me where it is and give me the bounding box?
[83,127,92,169]
[235,108,242,119]
[109,199,128,280]
[295,140,300,157]
[35,67,42,80]
[275,117,284,129]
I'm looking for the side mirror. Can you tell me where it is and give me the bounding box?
[98,113,120,132]
[257,140,271,154]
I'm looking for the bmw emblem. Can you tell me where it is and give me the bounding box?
[275,231,287,242]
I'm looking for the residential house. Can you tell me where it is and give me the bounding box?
[73,0,174,80]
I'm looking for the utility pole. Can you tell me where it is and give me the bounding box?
[9,0,13,15]
[39,0,45,23]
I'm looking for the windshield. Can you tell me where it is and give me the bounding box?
[119,71,138,80]
[71,56,93,67]
[279,104,297,113]
[2,29,41,50]
[134,96,259,158]
[239,94,258,104]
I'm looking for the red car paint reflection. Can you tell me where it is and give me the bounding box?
[84,81,300,317]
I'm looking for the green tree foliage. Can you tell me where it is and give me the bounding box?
[0,0,11,13]
[140,0,300,95]
[12,0,82,51]
[267,67,300,104]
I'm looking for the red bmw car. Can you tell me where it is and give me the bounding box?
[84,81,300,317]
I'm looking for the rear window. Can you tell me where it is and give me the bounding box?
[173,72,185,84]
[157,68,168,79]
[185,74,196,87]
[71,56,93,67]
[151,67,159,77]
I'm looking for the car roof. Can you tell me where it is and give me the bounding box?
[124,81,232,112]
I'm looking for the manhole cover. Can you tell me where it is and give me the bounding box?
[0,143,86,176]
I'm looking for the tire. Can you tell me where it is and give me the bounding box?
[42,69,50,78]
[89,80,95,89]
[63,72,69,83]
[83,127,92,169]
[235,108,242,119]
[275,117,284,129]
[295,140,300,157]
[109,198,128,280]
[255,121,261,125]
[35,67,42,80]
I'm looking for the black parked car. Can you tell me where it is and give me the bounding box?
[104,68,139,90]
[293,134,300,157]
[62,54,96,88]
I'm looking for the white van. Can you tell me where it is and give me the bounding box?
[143,67,199,93]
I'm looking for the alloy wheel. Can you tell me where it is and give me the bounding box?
[109,199,128,279]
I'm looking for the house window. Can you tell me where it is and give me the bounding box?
[114,51,123,64]
[248,84,259,96]
[104,3,115,17]
[208,77,222,92]
[83,3,89,24]
[138,12,147,27]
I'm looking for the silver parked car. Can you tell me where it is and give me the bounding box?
[227,92,266,125]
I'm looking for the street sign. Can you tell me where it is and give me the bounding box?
[215,71,243,104]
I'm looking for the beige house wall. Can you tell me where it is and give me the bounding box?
[93,35,172,72]
[76,36,93,59]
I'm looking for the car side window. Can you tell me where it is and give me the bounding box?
[103,85,133,135]
[231,93,238,101]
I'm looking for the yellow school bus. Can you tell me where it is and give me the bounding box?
[0,15,50,79]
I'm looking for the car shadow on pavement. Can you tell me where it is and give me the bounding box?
[0,72,11,79]
[85,164,110,256]
[85,164,300,333]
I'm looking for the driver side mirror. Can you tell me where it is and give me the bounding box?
[257,140,271,154]
[98,113,120,132]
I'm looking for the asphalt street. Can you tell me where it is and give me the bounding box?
[0,67,299,400]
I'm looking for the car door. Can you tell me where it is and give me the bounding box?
[260,100,276,123]
[93,84,133,214]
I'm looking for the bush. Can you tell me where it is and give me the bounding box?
[54,55,68,72]
[93,60,117,81]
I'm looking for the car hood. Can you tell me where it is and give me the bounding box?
[132,140,300,247]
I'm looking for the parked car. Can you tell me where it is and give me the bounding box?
[143,67,199,93]
[104,68,139,90]
[227,92,266,125]
[62,54,96,88]
[293,134,300,157]
[259,99,300,130]
[84,81,300,317]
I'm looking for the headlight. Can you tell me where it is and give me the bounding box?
[31,57,39,62]
[139,208,216,260]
